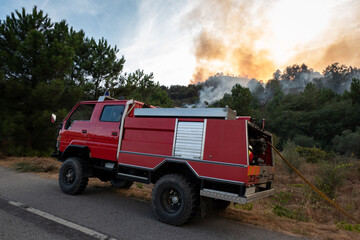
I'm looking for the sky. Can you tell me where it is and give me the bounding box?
[1,0,360,86]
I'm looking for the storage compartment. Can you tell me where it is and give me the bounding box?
[173,121,205,159]
[247,122,273,166]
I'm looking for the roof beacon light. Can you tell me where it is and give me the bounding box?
[98,90,111,102]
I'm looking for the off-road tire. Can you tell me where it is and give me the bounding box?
[213,199,230,210]
[110,179,133,189]
[59,157,88,195]
[151,174,197,225]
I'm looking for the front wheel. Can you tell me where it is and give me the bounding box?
[59,157,88,195]
[151,174,197,225]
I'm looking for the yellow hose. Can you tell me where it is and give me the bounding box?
[268,142,360,224]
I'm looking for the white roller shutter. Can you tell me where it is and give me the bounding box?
[173,121,205,159]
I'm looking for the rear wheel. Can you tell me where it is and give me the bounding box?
[59,157,88,195]
[110,179,133,189]
[151,174,197,225]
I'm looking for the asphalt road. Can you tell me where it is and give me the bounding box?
[0,167,306,240]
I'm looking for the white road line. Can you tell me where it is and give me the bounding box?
[8,200,116,240]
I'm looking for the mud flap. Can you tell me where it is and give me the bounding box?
[200,196,213,218]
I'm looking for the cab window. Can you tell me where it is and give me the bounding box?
[100,105,125,122]
[66,104,95,129]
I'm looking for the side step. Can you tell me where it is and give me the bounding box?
[200,188,275,204]
[116,173,149,183]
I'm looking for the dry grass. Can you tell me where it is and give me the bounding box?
[263,156,360,239]
[0,157,61,178]
[1,156,359,239]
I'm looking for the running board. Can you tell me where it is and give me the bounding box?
[200,188,275,204]
[116,173,149,183]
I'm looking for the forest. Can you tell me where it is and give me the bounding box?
[1,7,360,158]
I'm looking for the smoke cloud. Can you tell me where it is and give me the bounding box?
[187,0,275,83]
[196,74,250,107]
[186,0,360,85]
[292,1,360,72]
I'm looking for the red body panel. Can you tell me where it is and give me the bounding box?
[203,119,248,165]
[60,101,127,161]
[87,102,124,161]
[190,119,248,183]
[59,120,91,149]
[59,102,97,152]
[121,118,175,156]
[119,117,250,183]
[189,162,248,183]
[58,99,273,186]
[118,152,165,169]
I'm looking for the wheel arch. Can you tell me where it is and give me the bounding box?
[152,159,199,185]
[60,145,90,162]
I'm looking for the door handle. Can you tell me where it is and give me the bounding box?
[82,130,87,133]
[112,132,118,136]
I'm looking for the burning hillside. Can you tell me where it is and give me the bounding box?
[195,63,360,106]
[187,0,360,85]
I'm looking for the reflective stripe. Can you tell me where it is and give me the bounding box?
[248,166,260,175]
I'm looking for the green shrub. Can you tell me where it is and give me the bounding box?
[273,204,293,217]
[273,191,292,205]
[296,146,327,163]
[282,142,303,174]
[234,203,253,211]
[336,221,360,233]
[293,135,319,148]
[315,163,351,199]
[272,133,281,148]
[272,191,307,221]
[332,128,360,157]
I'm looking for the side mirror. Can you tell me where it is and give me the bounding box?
[51,114,56,124]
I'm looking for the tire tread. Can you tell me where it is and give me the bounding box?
[151,174,197,225]
[59,157,88,195]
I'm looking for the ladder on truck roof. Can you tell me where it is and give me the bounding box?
[134,107,237,120]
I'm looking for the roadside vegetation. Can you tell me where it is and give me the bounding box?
[237,144,360,239]
[0,156,60,176]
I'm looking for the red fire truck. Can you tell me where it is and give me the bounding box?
[51,96,274,225]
